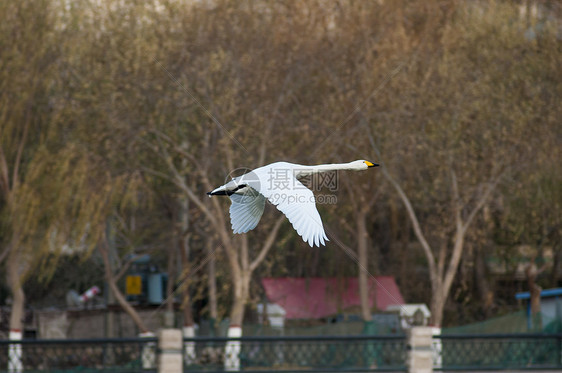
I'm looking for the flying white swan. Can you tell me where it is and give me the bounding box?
[208,160,378,247]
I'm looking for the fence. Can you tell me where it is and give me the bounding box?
[0,337,157,373]
[436,333,562,371]
[1,331,562,372]
[183,335,407,372]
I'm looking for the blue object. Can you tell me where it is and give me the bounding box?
[515,288,562,331]
[148,273,164,304]
[515,288,562,300]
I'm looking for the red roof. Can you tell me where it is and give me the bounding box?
[261,277,404,319]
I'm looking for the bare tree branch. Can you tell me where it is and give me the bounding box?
[367,130,438,287]
[382,166,437,274]
[12,113,30,190]
[99,235,149,333]
[0,244,11,264]
[0,145,10,198]
[451,168,462,233]
[114,254,145,282]
[250,215,285,272]
[241,235,249,271]
[463,175,503,233]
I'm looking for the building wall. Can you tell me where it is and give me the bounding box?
[36,308,181,339]
[541,298,562,322]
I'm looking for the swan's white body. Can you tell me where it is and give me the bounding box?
[208,160,378,247]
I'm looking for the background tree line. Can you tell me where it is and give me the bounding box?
[0,0,560,335]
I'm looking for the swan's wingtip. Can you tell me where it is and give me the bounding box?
[307,236,328,248]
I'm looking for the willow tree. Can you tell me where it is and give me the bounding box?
[0,0,76,339]
[0,0,147,342]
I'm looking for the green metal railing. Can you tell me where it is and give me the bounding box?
[183,335,407,372]
[0,337,157,372]
[1,333,562,372]
[435,333,562,371]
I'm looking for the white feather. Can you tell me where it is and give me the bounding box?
[209,160,377,248]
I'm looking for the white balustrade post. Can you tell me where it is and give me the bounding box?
[224,326,242,371]
[140,331,156,370]
[183,325,196,365]
[431,326,442,369]
[158,329,183,373]
[408,326,433,373]
[8,329,22,373]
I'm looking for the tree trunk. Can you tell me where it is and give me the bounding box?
[207,239,218,321]
[357,210,373,322]
[376,140,501,329]
[105,281,116,338]
[99,240,150,334]
[180,237,194,327]
[430,288,446,326]
[7,250,25,334]
[229,272,251,326]
[180,235,196,365]
[178,195,196,362]
[165,244,176,327]
[551,244,560,288]
[474,245,493,317]
[178,195,194,328]
[525,261,543,330]
[7,252,24,373]
[223,217,283,328]
[225,271,250,372]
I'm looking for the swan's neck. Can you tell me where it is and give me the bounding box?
[296,162,357,177]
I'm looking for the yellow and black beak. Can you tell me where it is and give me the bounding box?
[365,161,379,168]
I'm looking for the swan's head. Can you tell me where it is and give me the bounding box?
[353,160,379,170]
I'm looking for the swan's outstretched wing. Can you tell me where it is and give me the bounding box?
[229,188,266,234]
[253,176,328,247]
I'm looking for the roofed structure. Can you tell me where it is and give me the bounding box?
[261,277,404,319]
